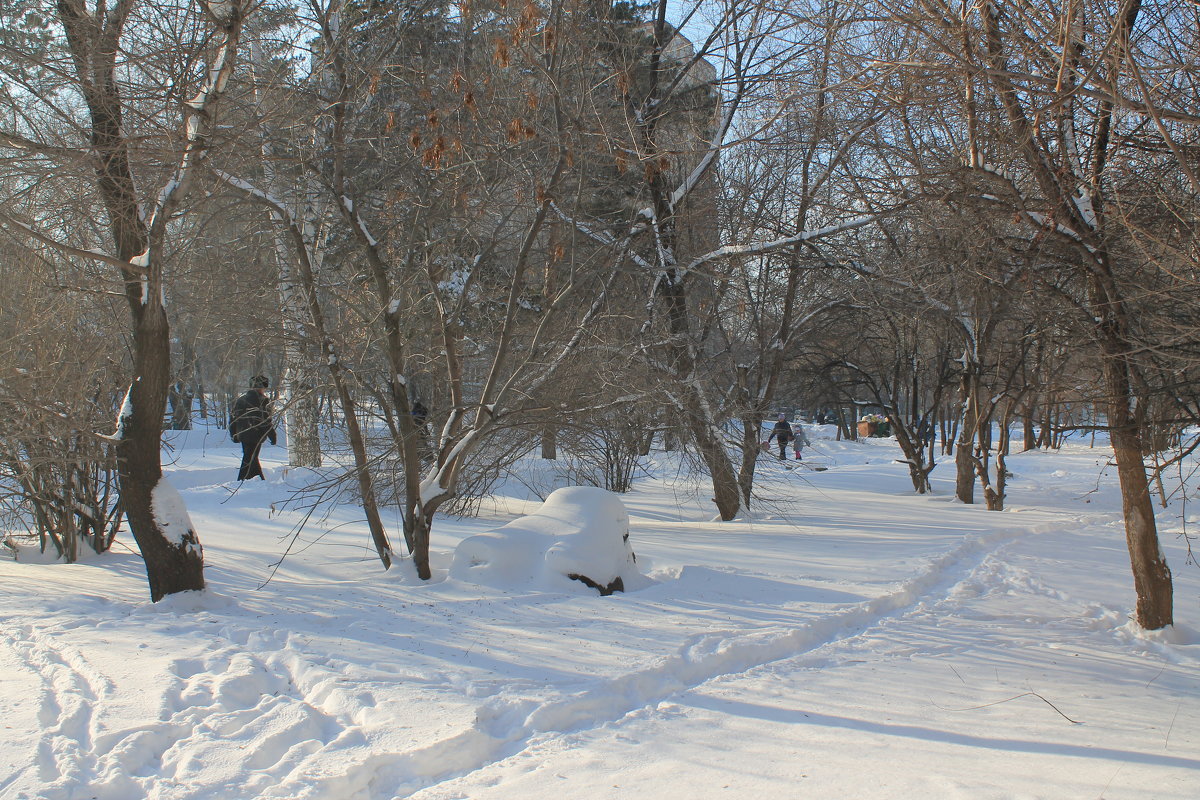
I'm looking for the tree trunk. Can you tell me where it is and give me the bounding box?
[983,406,1011,512]
[687,409,740,520]
[737,413,764,506]
[54,0,247,601]
[281,359,322,467]
[1110,423,1172,628]
[1097,313,1172,628]
[283,192,393,568]
[412,503,439,581]
[250,34,323,470]
[639,428,654,457]
[275,210,323,470]
[118,302,204,601]
[837,407,852,441]
[892,418,932,494]
[955,367,977,504]
[168,381,193,430]
[1041,400,1055,449]
[339,387,392,570]
[306,316,391,570]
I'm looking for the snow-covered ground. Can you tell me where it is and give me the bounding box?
[2,425,1198,800]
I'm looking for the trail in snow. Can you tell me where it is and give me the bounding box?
[1,617,336,800]
[1,516,1055,800]
[1,623,106,797]
[403,511,1200,800]
[273,522,1046,799]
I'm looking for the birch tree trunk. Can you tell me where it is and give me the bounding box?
[954,362,978,504]
[247,38,322,468]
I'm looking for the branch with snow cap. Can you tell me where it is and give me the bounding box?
[680,209,904,279]
[970,166,1096,253]
[137,0,246,305]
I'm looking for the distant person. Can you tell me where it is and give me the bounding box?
[916,417,935,446]
[230,375,276,481]
[766,413,793,460]
[791,422,810,460]
[411,398,428,432]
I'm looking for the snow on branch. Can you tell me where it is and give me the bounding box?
[143,2,245,251]
[679,211,895,276]
[212,169,294,221]
[550,203,654,272]
[111,383,134,441]
[971,165,1096,252]
[1023,211,1090,248]
[661,98,735,216]
[339,195,380,248]
[419,428,480,507]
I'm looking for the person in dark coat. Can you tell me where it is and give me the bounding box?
[916,416,935,447]
[230,375,276,481]
[411,399,428,432]
[766,413,793,460]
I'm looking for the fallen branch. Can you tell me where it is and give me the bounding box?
[935,691,1082,724]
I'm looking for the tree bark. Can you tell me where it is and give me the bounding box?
[737,413,763,506]
[978,0,1170,627]
[955,364,977,504]
[541,426,557,460]
[118,301,204,601]
[686,403,740,520]
[1095,278,1172,628]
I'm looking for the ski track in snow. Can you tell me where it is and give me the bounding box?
[2,512,1070,800]
[277,520,1057,799]
[1,623,108,796]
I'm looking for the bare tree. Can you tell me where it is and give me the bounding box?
[0,245,124,561]
[876,0,1200,628]
[216,0,648,577]
[0,0,251,599]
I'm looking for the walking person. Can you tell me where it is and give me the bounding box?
[766,413,793,460]
[791,422,810,460]
[230,375,276,481]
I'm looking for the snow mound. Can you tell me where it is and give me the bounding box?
[451,486,648,595]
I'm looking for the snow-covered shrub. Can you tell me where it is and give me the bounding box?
[450,486,648,595]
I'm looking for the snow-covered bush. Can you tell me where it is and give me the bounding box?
[450,486,648,595]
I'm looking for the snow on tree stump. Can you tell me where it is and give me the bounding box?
[450,486,647,595]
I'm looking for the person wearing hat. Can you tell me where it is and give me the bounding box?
[791,421,810,460]
[229,375,277,481]
[765,412,793,460]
